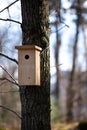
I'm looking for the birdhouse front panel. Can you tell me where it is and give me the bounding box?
[15,45,42,86]
[18,49,35,85]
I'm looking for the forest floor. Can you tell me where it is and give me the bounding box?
[0,122,82,130]
[52,121,79,130]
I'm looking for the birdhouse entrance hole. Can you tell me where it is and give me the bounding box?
[25,54,29,60]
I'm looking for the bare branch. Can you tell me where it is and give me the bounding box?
[41,46,49,55]
[51,64,62,68]
[50,25,69,34]
[7,8,11,19]
[0,105,21,119]
[50,18,69,27]
[0,65,19,86]
[0,52,18,64]
[0,90,19,93]
[0,18,21,24]
[70,5,87,13]
[61,20,70,28]
[0,77,19,86]
[0,80,7,87]
[0,0,19,14]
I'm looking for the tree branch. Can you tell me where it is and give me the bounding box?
[0,105,21,119]
[0,65,19,87]
[70,5,87,13]
[0,0,19,14]
[0,52,18,64]
[0,77,19,86]
[0,18,21,24]
[0,90,19,93]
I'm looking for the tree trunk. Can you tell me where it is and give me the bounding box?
[66,0,82,122]
[77,122,87,130]
[20,0,51,130]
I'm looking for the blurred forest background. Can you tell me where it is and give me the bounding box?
[0,0,87,130]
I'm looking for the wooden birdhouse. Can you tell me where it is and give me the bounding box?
[15,45,42,86]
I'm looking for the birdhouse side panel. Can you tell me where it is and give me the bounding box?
[35,50,41,85]
[18,50,35,85]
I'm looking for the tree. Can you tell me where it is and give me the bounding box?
[66,0,80,121]
[20,0,51,130]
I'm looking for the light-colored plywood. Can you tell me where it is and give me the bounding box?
[15,45,42,86]
[15,45,42,51]
[35,50,40,85]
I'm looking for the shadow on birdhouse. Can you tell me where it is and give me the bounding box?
[15,45,42,86]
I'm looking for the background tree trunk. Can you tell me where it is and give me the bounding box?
[20,0,51,130]
[66,0,81,122]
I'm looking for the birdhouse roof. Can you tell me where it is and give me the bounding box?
[15,45,42,51]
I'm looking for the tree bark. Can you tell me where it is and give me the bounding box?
[20,0,51,130]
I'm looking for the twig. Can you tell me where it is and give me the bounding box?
[0,90,19,93]
[50,25,69,34]
[41,46,49,55]
[0,45,18,54]
[0,18,21,24]
[0,80,7,87]
[0,77,19,86]
[61,20,70,28]
[50,20,69,28]
[0,52,18,64]
[0,0,19,14]
[0,65,19,86]
[51,64,62,68]
[0,105,21,119]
